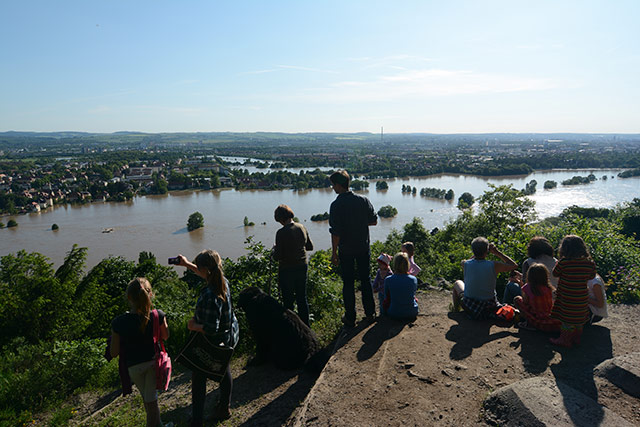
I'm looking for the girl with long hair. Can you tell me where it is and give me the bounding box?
[110,278,171,427]
[550,235,596,347]
[177,250,239,426]
[513,263,561,332]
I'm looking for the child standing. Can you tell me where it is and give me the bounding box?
[401,242,421,277]
[110,278,172,427]
[373,253,393,315]
[513,263,561,332]
[550,235,596,347]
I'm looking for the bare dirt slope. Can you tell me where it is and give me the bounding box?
[291,290,640,426]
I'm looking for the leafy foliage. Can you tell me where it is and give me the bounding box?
[378,205,398,218]
[187,211,204,231]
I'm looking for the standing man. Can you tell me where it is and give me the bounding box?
[329,170,377,327]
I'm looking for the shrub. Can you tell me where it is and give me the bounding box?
[7,219,17,228]
[457,192,474,209]
[607,265,640,304]
[376,180,388,190]
[378,205,398,218]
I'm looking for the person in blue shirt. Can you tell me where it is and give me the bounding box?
[383,252,419,320]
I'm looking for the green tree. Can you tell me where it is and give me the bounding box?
[0,251,71,344]
[375,180,389,190]
[187,211,204,231]
[377,205,398,218]
[75,256,136,338]
[445,189,454,200]
[457,192,475,210]
[7,219,17,227]
[477,184,536,240]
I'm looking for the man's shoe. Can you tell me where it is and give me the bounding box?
[364,314,376,325]
[341,316,355,328]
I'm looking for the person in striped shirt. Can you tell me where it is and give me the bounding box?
[550,235,596,348]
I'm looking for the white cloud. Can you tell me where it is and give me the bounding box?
[296,68,560,103]
[242,65,337,75]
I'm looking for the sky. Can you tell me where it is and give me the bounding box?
[1,0,639,134]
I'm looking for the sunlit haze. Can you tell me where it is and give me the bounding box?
[1,0,639,133]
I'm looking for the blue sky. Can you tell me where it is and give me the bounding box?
[1,0,639,133]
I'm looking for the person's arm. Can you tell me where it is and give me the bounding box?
[367,199,377,226]
[305,227,314,251]
[188,317,204,333]
[331,234,340,266]
[160,316,169,340]
[329,203,341,265]
[589,283,605,308]
[490,243,517,274]
[272,229,282,261]
[110,331,120,358]
[177,254,206,279]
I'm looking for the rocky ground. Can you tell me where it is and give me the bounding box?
[52,289,639,426]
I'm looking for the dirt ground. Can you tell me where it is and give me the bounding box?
[62,289,639,426]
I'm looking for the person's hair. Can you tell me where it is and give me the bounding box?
[527,236,554,258]
[558,235,590,260]
[393,252,410,274]
[401,242,415,256]
[526,263,554,296]
[471,237,489,258]
[274,204,294,223]
[127,277,153,332]
[329,170,350,189]
[194,249,227,301]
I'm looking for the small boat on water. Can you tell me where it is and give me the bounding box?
[102,228,114,233]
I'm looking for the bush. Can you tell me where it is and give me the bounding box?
[310,212,330,221]
[187,211,204,231]
[457,192,474,209]
[0,338,114,418]
[7,219,17,228]
[607,265,640,304]
[378,205,398,218]
[375,180,388,190]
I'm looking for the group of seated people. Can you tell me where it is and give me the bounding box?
[451,235,607,347]
[372,242,421,321]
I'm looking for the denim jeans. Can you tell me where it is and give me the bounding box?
[339,249,376,323]
[278,263,310,326]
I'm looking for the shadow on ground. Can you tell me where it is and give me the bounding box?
[445,312,514,360]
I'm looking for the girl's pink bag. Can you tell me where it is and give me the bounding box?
[151,309,172,391]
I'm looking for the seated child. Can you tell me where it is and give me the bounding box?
[513,263,561,332]
[452,237,518,320]
[401,242,421,277]
[587,274,608,324]
[372,253,393,315]
[383,252,419,320]
[502,270,523,304]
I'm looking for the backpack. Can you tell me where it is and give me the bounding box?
[151,309,172,391]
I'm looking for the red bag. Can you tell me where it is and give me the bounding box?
[495,305,515,322]
[151,309,172,391]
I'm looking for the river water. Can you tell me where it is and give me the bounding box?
[1,169,638,270]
